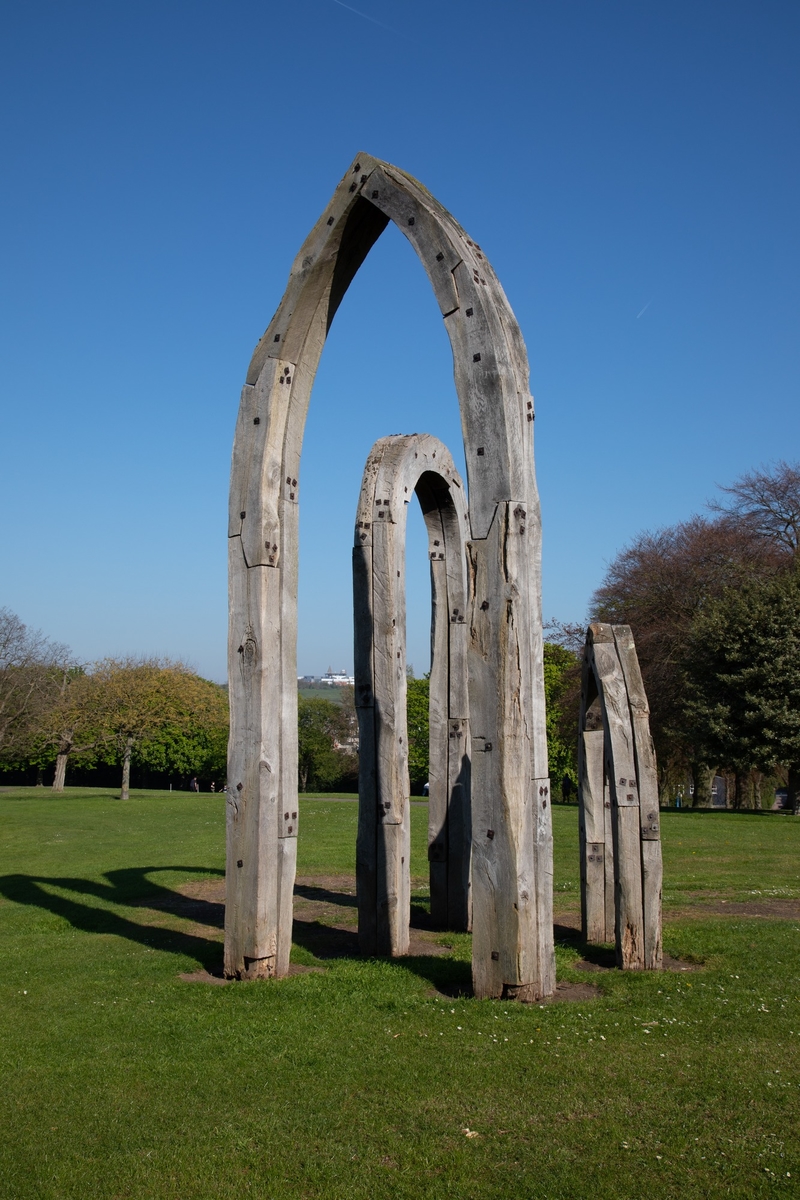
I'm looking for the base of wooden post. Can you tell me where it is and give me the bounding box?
[223,955,277,981]
[501,982,544,1003]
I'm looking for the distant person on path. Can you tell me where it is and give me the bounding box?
[422,781,429,796]
[189,776,199,792]
[210,781,216,792]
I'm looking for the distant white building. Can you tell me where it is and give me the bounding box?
[297,669,355,686]
[321,667,354,686]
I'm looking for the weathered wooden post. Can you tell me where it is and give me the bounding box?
[226,153,554,999]
[353,434,471,956]
[578,682,614,945]
[578,623,662,969]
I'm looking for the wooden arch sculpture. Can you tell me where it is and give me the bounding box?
[225,153,554,1001]
[578,623,662,970]
[353,434,471,957]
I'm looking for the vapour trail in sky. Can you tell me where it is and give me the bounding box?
[328,0,402,36]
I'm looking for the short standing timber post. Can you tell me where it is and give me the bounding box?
[225,152,554,1000]
[353,434,471,956]
[578,623,662,969]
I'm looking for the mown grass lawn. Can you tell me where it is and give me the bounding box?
[0,788,798,1199]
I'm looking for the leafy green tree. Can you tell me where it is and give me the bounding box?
[406,674,430,792]
[4,655,229,793]
[403,654,578,798]
[87,659,228,798]
[0,608,74,766]
[543,643,579,798]
[588,462,800,799]
[297,697,356,792]
[30,666,104,791]
[128,689,228,783]
[590,515,785,797]
[683,570,800,810]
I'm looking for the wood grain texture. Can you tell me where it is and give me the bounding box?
[577,623,662,969]
[353,434,471,953]
[578,729,608,942]
[227,154,551,996]
[224,535,280,979]
[613,624,663,969]
[590,624,644,968]
[467,503,553,1001]
[428,555,450,925]
[603,776,615,940]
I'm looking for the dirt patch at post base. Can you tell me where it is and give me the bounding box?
[165,877,797,988]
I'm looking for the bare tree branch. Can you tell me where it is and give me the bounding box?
[0,609,75,758]
[543,619,586,655]
[709,460,800,557]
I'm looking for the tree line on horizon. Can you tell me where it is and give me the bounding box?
[0,612,361,796]
[5,460,798,806]
[0,620,228,794]
[0,620,571,800]
[550,459,800,811]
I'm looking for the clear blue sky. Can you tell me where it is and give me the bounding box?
[1,1,798,682]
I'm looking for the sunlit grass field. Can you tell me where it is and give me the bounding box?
[0,787,798,1198]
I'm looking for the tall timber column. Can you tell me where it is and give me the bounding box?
[226,152,554,999]
[577,623,662,970]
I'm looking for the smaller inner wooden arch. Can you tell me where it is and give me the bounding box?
[353,433,471,957]
[578,622,662,970]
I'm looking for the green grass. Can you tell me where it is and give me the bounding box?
[1,788,798,1198]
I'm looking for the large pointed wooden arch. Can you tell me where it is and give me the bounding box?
[225,153,554,1001]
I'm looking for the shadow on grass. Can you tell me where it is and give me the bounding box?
[0,867,226,975]
[554,921,617,969]
[293,886,438,929]
[294,882,357,908]
[292,916,359,959]
[400,955,473,996]
[291,901,472,994]
[1,869,473,995]
[410,901,437,929]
